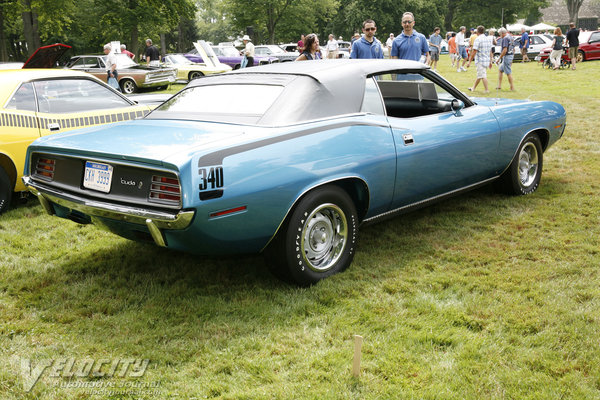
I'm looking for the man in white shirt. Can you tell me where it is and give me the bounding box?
[455,26,467,71]
[103,44,118,87]
[326,34,339,59]
[242,35,254,67]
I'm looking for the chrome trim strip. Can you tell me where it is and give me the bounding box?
[23,176,194,231]
[362,176,499,225]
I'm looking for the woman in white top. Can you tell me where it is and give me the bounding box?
[325,34,339,59]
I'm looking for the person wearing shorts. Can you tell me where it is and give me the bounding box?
[496,28,515,91]
[455,26,468,71]
[428,27,442,70]
[566,22,580,70]
[466,26,492,93]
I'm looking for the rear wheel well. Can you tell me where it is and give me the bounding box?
[0,154,17,190]
[327,178,370,222]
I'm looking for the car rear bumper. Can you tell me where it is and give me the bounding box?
[23,176,195,247]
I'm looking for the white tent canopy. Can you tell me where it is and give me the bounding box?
[506,23,530,32]
[530,22,556,32]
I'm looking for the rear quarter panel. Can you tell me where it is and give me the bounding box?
[166,116,397,255]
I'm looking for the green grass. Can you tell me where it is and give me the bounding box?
[1,56,599,399]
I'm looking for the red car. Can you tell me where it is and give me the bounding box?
[536,30,600,64]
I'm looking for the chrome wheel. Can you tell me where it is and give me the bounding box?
[189,71,203,80]
[518,142,539,188]
[301,203,348,272]
[121,79,136,94]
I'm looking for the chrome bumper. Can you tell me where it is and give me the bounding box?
[23,176,194,247]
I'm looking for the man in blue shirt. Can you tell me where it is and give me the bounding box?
[391,12,430,63]
[520,27,530,62]
[350,19,384,59]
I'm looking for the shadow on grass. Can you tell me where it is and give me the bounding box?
[5,178,566,356]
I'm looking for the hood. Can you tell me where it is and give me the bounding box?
[472,97,528,107]
[29,119,250,167]
[23,43,72,68]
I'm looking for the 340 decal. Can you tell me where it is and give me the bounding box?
[198,166,224,191]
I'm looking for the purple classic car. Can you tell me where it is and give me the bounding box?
[184,42,278,70]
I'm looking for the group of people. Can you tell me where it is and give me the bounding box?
[548,23,581,70]
[102,39,162,89]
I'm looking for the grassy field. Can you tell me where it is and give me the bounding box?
[1,56,599,399]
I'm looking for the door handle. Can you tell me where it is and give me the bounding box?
[48,123,60,132]
[402,133,414,145]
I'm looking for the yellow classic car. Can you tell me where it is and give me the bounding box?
[162,53,232,82]
[0,68,152,213]
[162,42,231,83]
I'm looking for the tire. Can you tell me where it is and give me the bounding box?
[265,185,358,286]
[496,134,543,195]
[0,167,13,214]
[188,71,204,80]
[233,64,241,70]
[577,50,584,63]
[120,79,137,94]
[542,58,551,69]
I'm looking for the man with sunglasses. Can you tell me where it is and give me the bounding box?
[391,12,430,63]
[350,19,384,59]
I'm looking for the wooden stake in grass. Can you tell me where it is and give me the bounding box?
[352,335,363,377]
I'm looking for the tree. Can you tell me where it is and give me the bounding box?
[228,0,339,44]
[565,0,584,26]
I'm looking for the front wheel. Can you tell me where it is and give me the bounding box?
[265,186,358,286]
[496,134,543,195]
[0,167,13,214]
[577,50,584,63]
[120,79,137,94]
[188,71,204,80]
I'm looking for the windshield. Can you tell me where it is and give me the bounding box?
[166,54,192,65]
[264,45,284,54]
[213,46,239,57]
[103,53,138,69]
[149,84,284,124]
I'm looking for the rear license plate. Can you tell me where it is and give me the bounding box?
[83,161,113,193]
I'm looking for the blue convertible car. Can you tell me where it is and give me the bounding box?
[23,60,566,285]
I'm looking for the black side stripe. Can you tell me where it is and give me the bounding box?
[196,121,389,168]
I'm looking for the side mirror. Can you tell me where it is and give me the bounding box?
[451,99,464,115]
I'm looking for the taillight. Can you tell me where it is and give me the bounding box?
[149,175,181,205]
[35,157,56,180]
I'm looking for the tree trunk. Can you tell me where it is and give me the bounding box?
[21,0,41,56]
[566,0,584,26]
[177,20,184,53]
[444,0,458,32]
[0,6,8,61]
[130,25,139,61]
[160,33,166,57]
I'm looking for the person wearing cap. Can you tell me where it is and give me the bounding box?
[242,35,254,67]
[386,33,395,49]
[103,44,118,84]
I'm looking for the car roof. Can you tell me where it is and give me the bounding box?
[181,59,429,126]
[0,68,96,84]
